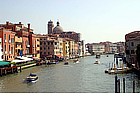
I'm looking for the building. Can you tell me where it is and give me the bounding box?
[0,38,2,60]
[85,43,105,55]
[47,20,84,57]
[125,31,140,69]
[0,27,15,61]
[0,21,38,58]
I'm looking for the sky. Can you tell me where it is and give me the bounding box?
[1,0,140,43]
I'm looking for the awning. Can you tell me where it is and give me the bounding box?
[0,61,10,66]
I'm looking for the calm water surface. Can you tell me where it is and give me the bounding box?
[0,54,140,93]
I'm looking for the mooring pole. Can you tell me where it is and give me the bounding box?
[133,80,135,93]
[123,78,125,93]
[117,79,120,93]
[115,75,118,93]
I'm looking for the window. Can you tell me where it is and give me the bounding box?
[9,35,10,41]
[126,50,130,55]
[11,47,13,54]
[131,50,135,54]
[4,34,6,40]
[11,38,14,43]
[9,45,10,51]
[5,45,6,51]
[131,42,134,46]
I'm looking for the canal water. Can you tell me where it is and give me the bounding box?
[0,54,140,93]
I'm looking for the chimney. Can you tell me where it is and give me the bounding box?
[6,21,9,25]
[19,22,21,24]
[28,23,30,32]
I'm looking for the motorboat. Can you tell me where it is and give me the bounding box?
[73,59,79,63]
[105,67,132,74]
[96,53,100,58]
[64,61,69,65]
[94,60,100,64]
[25,73,38,83]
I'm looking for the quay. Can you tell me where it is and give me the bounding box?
[0,66,18,76]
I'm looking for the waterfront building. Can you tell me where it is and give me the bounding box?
[63,38,70,59]
[0,21,37,58]
[0,27,15,61]
[38,34,59,59]
[125,31,140,69]
[85,43,105,55]
[0,38,2,60]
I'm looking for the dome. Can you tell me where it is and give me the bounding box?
[53,21,63,34]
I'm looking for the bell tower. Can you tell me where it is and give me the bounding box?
[48,20,54,34]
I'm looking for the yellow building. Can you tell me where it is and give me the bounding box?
[35,37,40,59]
[15,35,22,58]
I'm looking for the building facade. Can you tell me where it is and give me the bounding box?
[125,31,140,69]
[0,27,15,61]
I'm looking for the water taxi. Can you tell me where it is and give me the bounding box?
[64,61,69,65]
[73,59,79,63]
[96,53,100,58]
[94,60,100,64]
[25,73,38,83]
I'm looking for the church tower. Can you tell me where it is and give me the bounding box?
[48,20,54,34]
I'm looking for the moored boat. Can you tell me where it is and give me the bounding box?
[105,67,132,74]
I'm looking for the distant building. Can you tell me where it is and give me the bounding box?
[47,20,85,57]
[85,43,105,55]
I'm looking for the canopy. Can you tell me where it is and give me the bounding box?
[0,61,10,66]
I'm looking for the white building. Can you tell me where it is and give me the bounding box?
[85,43,105,55]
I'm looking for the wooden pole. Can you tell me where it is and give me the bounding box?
[0,68,2,76]
[20,66,22,72]
[117,79,120,93]
[123,78,125,93]
[115,75,117,92]
[133,80,135,93]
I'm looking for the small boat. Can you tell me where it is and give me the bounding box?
[96,53,100,58]
[94,60,100,64]
[73,59,79,63]
[105,67,132,74]
[64,61,69,65]
[25,73,38,83]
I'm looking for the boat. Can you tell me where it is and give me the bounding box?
[105,67,132,74]
[73,59,79,63]
[96,53,100,58]
[25,73,38,83]
[94,60,100,64]
[64,61,69,65]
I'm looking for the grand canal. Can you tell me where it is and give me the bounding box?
[0,54,140,93]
